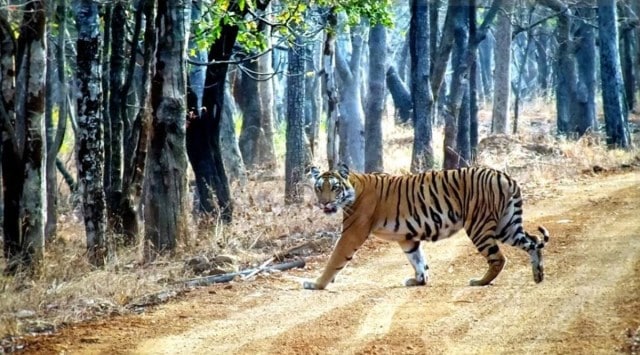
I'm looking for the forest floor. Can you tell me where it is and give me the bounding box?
[21,166,640,353]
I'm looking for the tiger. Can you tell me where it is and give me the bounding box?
[303,164,549,290]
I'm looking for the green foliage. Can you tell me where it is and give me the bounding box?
[191,0,394,55]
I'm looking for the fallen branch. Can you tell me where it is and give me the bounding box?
[180,259,306,288]
[243,241,315,280]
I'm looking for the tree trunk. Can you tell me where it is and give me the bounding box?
[284,34,307,204]
[1,1,47,273]
[598,0,631,148]
[386,66,412,124]
[323,9,340,170]
[0,15,20,271]
[145,0,190,255]
[107,1,126,229]
[220,83,246,185]
[538,0,576,135]
[491,1,512,134]
[442,4,469,169]
[336,23,366,172]
[305,28,322,157]
[619,3,636,112]
[364,23,386,173]
[120,0,155,243]
[573,6,597,135]
[478,30,494,103]
[410,0,434,173]
[75,0,108,266]
[469,3,479,161]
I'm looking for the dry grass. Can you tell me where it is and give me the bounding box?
[1,100,639,343]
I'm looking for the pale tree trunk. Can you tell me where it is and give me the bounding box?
[410,0,434,173]
[120,0,155,242]
[238,9,276,171]
[598,0,631,148]
[305,29,322,157]
[145,0,190,255]
[336,22,366,172]
[0,1,47,273]
[364,23,386,173]
[284,34,307,204]
[220,82,246,185]
[75,0,108,266]
[491,1,513,134]
[323,9,339,170]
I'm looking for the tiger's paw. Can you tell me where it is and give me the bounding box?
[302,280,325,290]
[404,276,427,287]
[469,278,490,286]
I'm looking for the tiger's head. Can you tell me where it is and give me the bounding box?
[308,164,356,214]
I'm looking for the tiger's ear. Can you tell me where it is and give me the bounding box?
[306,166,321,183]
[337,163,350,179]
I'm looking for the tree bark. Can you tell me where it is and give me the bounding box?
[75,0,108,266]
[386,66,412,124]
[598,0,631,148]
[410,0,434,173]
[284,34,307,204]
[120,0,155,243]
[442,4,469,169]
[106,1,127,229]
[336,22,366,172]
[364,23,386,173]
[145,0,190,255]
[573,6,597,135]
[323,9,339,170]
[491,1,513,134]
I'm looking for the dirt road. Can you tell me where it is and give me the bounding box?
[28,171,640,354]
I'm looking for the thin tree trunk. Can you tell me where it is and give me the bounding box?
[443,5,469,169]
[107,1,126,229]
[491,1,513,134]
[573,6,597,135]
[285,34,307,204]
[120,0,155,243]
[364,23,386,173]
[75,0,108,266]
[410,0,434,172]
[323,8,339,170]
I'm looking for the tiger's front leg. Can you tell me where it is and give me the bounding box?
[303,231,368,290]
[399,240,429,286]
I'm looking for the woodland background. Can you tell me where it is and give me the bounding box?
[0,0,639,342]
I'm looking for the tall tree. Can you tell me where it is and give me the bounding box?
[1,0,47,272]
[537,0,576,135]
[491,1,513,134]
[106,1,127,228]
[410,0,434,172]
[284,34,307,204]
[598,0,631,148]
[145,0,190,254]
[573,5,597,135]
[364,23,386,173]
[119,0,156,242]
[442,4,469,169]
[336,22,366,172]
[75,0,108,266]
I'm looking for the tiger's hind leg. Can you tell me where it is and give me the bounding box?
[469,238,506,286]
[398,240,429,286]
